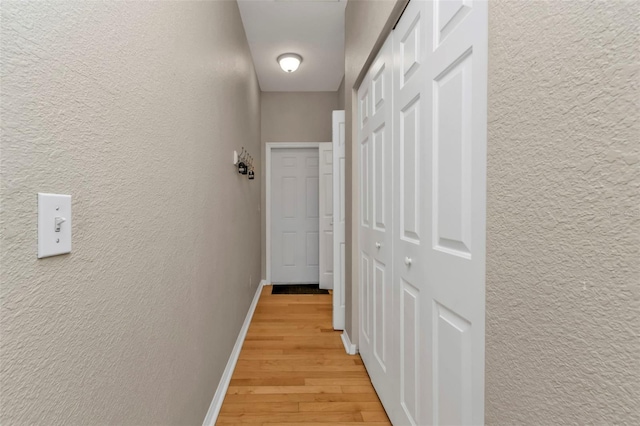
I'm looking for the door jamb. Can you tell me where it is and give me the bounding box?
[265,142,324,283]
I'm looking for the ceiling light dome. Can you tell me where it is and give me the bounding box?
[277,53,302,73]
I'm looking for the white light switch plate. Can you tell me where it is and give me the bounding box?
[38,193,72,258]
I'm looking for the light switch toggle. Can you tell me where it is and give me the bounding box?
[38,193,72,258]
[54,217,66,232]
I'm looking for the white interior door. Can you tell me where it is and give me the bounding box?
[358,35,395,409]
[332,111,346,330]
[391,0,487,424]
[318,143,334,290]
[271,148,320,284]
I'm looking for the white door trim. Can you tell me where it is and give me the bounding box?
[266,142,324,284]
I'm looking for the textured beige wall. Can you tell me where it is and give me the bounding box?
[261,92,338,144]
[486,0,640,424]
[344,0,404,339]
[260,92,338,278]
[0,2,261,424]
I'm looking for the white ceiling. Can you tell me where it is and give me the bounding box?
[237,0,347,92]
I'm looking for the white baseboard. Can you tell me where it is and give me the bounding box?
[202,282,263,426]
[341,331,358,355]
[260,279,268,286]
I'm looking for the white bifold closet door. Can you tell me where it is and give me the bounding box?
[358,0,488,425]
[358,34,394,407]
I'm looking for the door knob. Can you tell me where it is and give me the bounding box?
[375,242,381,249]
[404,256,412,266]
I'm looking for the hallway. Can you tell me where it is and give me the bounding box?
[1,1,638,424]
[217,286,390,425]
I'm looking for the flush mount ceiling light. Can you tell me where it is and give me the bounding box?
[277,53,302,73]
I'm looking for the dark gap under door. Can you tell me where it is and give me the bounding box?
[271,284,329,295]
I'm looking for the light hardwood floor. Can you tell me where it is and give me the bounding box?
[217,285,391,425]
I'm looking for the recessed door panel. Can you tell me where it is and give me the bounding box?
[373,65,386,113]
[361,89,370,129]
[373,260,387,369]
[435,0,472,47]
[400,15,421,86]
[434,51,472,258]
[401,98,421,243]
[401,280,419,425]
[361,253,371,342]
[361,137,370,227]
[373,124,387,231]
[433,301,472,426]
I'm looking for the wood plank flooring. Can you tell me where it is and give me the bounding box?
[217,285,390,425]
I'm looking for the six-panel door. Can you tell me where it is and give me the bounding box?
[271,148,320,284]
[358,35,395,410]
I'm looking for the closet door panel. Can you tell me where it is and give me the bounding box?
[428,1,487,423]
[358,35,395,415]
[392,1,432,425]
